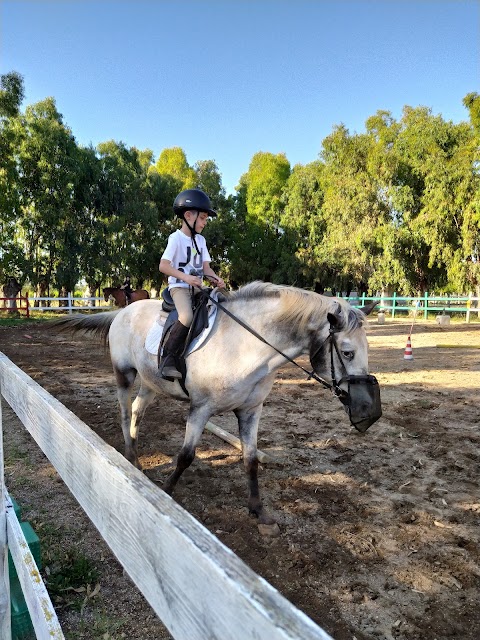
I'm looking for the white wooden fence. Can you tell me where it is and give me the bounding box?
[0,353,332,640]
[29,295,114,313]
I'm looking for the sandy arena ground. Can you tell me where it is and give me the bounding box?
[1,316,479,640]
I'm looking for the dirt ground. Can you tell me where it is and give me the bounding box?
[1,316,479,640]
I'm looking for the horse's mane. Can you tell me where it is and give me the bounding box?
[226,282,366,332]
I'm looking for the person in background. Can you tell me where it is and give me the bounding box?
[120,275,133,304]
[159,188,225,379]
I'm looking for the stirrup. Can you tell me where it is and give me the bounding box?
[160,355,182,379]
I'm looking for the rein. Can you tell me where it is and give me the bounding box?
[200,288,345,396]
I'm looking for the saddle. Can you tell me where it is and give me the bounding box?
[159,288,213,384]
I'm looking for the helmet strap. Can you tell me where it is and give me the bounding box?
[182,211,201,255]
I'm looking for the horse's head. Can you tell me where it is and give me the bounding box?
[309,299,381,432]
[103,288,111,302]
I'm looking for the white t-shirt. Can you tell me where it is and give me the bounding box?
[161,229,211,289]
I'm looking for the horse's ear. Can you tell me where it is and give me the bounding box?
[359,300,379,315]
[327,312,339,328]
[327,300,342,329]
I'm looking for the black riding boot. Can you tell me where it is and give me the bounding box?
[160,321,189,379]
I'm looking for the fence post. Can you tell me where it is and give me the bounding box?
[0,386,12,639]
[466,292,472,324]
[424,291,428,320]
[67,292,73,315]
[392,292,397,319]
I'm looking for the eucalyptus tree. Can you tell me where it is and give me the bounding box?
[317,124,389,293]
[280,161,328,288]
[96,140,158,286]
[463,92,480,134]
[15,97,80,294]
[194,159,233,277]
[449,93,480,293]
[146,148,188,288]
[363,110,415,293]
[74,144,107,297]
[0,71,25,284]
[228,152,291,283]
[153,146,196,191]
[379,104,478,294]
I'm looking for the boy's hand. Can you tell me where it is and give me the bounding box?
[205,274,225,289]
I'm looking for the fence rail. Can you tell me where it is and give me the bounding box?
[345,292,480,322]
[0,296,31,318]
[0,353,332,640]
[28,295,115,312]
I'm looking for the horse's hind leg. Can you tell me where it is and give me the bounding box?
[235,404,275,525]
[163,406,210,495]
[128,383,157,468]
[114,368,155,469]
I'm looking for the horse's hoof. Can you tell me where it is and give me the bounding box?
[258,511,277,526]
[258,522,281,537]
[128,458,142,471]
[162,482,174,496]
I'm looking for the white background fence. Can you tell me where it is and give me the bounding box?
[0,353,332,640]
[29,295,115,312]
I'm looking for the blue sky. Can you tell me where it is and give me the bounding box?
[1,1,478,194]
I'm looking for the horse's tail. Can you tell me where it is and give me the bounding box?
[50,311,120,346]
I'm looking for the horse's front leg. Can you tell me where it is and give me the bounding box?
[235,404,275,525]
[163,406,210,495]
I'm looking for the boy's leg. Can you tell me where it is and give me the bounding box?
[160,287,193,378]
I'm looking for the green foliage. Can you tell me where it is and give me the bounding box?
[224,152,291,284]
[154,146,196,189]
[463,92,480,134]
[0,71,24,117]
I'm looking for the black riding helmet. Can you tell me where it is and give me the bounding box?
[173,189,217,218]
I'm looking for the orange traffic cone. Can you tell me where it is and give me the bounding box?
[404,336,413,360]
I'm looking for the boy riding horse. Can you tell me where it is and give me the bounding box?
[159,189,225,379]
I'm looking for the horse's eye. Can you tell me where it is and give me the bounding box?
[342,350,354,360]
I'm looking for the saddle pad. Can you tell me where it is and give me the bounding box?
[145,316,167,354]
[144,291,219,356]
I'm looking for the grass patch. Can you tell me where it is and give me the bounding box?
[4,444,34,464]
[0,315,54,326]
[0,316,31,326]
[43,548,100,611]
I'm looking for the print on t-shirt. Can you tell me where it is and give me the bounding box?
[177,245,203,282]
